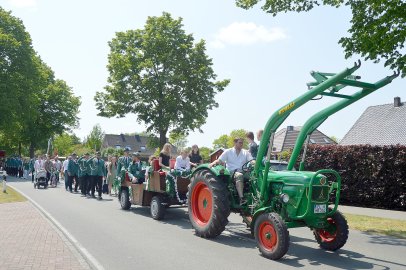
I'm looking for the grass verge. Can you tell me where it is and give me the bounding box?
[345,213,406,239]
[0,185,26,204]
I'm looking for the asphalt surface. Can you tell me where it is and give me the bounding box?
[8,179,406,270]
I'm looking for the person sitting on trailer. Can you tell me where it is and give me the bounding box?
[174,150,191,172]
[209,137,253,205]
[128,152,145,184]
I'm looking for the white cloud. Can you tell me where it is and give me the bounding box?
[210,22,287,48]
[8,0,37,8]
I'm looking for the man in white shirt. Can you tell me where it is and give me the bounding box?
[53,156,62,183]
[175,150,191,171]
[62,156,71,191]
[34,155,45,172]
[209,138,253,205]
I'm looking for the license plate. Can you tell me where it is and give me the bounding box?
[314,204,327,214]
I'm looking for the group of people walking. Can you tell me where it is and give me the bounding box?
[3,130,261,207]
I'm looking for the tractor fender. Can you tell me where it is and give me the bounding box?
[250,207,272,231]
[191,164,231,179]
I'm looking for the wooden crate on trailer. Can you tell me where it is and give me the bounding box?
[131,184,154,206]
[148,171,166,192]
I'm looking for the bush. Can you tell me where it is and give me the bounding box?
[302,145,406,211]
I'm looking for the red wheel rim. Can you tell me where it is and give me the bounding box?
[191,182,212,226]
[258,221,278,251]
[316,217,337,242]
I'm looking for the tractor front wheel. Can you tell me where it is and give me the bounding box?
[254,212,289,260]
[120,188,131,210]
[188,170,230,238]
[314,210,348,251]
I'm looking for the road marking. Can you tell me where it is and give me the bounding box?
[10,184,105,270]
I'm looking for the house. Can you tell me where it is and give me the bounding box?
[272,126,336,153]
[340,97,406,146]
[102,133,177,159]
[210,148,224,163]
[102,134,153,158]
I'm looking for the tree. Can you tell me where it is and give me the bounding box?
[53,132,81,156]
[0,7,37,131]
[330,136,339,143]
[0,8,81,157]
[212,134,229,149]
[95,12,230,148]
[235,0,406,77]
[199,146,212,162]
[85,124,105,151]
[212,129,249,149]
[169,131,188,152]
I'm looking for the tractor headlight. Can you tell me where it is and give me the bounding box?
[280,193,290,204]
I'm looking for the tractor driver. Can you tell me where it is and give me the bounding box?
[209,138,253,205]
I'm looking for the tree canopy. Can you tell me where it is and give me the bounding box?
[0,7,81,157]
[95,12,230,148]
[85,124,105,151]
[235,0,406,77]
[212,129,249,149]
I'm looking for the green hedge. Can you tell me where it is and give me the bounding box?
[302,145,406,211]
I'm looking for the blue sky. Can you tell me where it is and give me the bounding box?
[3,0,405,148]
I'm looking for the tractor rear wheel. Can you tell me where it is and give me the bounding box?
[188,170,230,238]
[254,212,289,260]
[120,188,131,210]
[314,210,349,251]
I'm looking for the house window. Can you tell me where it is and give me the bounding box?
[115,145,121,149]
[140,146,146,151]
[309,139,316,144]
[323,138,330,144]
[125,146,132,150]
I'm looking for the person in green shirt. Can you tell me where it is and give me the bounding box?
[29,157,36,183]
[117,147,131,174]
[89,151,106,200]
[77,153,91,197]
[67,153,79,193]
[128,152,145,184]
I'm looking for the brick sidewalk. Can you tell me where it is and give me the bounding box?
[0,201,91,270]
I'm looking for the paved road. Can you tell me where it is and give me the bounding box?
[9,179,406,270]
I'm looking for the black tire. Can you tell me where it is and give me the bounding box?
[254,212,290,260]
[313,210,349,251]
[187,170,230,238]
[120,188,131,210]
[150,195,166,220]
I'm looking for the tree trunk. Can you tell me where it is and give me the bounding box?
[159,129,167,149]
[29,142,35,158]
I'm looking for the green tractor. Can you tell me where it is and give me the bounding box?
[187,61,398,260]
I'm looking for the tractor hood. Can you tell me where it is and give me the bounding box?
[267,170,320,186]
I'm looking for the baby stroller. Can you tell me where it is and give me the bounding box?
[34,169,48,189]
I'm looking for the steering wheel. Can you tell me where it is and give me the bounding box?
[241,160,255,173]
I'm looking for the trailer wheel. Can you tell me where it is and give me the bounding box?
[120,188,131,210]
[188,170,230,238]
[314,210,348,251]
[254,212,289,260]
[150,195,165,220]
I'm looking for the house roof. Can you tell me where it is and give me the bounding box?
[102,134,178,157]
[273,126,336,152]
[339,99,406,146]
[102,134,154,156]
